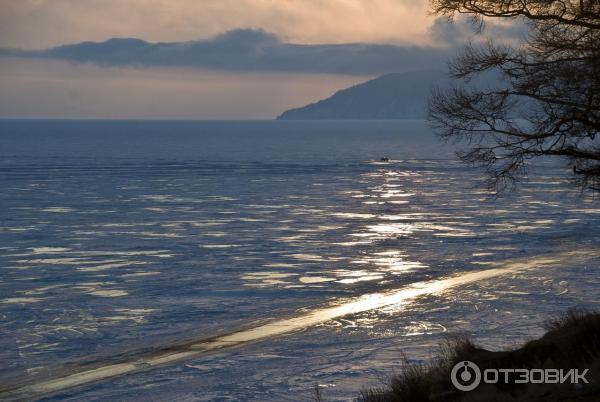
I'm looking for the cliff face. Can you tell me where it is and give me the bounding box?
[277,70,451,120]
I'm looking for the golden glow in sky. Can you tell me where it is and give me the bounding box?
[0,0,432,48]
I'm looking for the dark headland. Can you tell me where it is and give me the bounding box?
[277,70,450,120]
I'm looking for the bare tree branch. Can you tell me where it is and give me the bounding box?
[428,0,600,192]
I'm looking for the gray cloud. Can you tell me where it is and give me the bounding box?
[1,29,453,75]
[428,16,529,46]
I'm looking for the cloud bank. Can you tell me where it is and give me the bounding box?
[2,29,453,75]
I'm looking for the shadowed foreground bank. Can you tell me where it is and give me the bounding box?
[356,310,600,402]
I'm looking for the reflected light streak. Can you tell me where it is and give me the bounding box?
[2,249,596,401]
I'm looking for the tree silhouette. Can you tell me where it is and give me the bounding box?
[428,0,600,191]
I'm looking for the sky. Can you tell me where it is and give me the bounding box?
[0,0,434,49]
[0,58,369,119]
[0,0,524,119]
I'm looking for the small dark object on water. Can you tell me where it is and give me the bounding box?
[380,157,390,162]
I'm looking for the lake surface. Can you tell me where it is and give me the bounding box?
[1,120,599,401]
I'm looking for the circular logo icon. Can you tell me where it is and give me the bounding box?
[451,361,481,391]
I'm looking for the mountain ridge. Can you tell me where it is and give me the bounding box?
[277,71,452,120]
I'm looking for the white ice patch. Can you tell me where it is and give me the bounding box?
[1,297,42,304]
[42,207,74,213]
[88,289,128,297]
[31,247,71,254]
